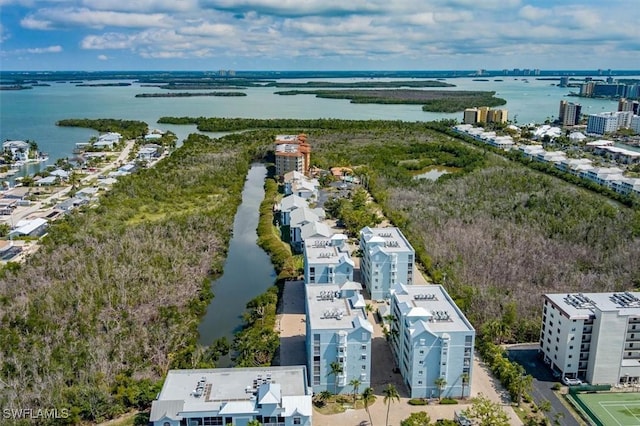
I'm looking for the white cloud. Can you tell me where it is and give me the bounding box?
[22,7,172,30]
[97,54,108,60]
[81,0,198,13]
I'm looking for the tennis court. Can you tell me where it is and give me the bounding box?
[572,392,640,426]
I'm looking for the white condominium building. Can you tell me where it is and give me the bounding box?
[390,284,475,399]
[540,292,640,385]
[360,226,415,301]
[303,235,354,285]
[305,282,373,394]
[149,366,313,426]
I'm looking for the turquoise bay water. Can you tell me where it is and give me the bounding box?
[0,77,621,165]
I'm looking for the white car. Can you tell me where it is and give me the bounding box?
[562,377,582,386]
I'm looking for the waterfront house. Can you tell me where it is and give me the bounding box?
[149,366,313,426]
[300,221,333,242]
[3,140,30,162]
[389,283,475,399]
[94,132,121,149]
[305,282,372,394]
[277,194,307,226]
[289,207,321,250]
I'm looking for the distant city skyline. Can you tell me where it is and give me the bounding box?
[0,0,639,71]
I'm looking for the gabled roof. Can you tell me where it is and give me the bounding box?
[290,207,319,227]
[257,383,281,405]
[340,280,362,291]
[280,194,307,212]
[301,221,332,240]
[352,314,374,333]
[281,396,312,417]
[149,399,185,422]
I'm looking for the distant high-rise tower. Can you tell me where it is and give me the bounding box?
[558,100,582,126]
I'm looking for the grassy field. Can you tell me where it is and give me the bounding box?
[570,392,640,426]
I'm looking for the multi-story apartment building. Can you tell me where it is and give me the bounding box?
[305,282,373,394]
[360,227,415,301]
[462,107,507,125]
[149,366,313,426]
[303,235,354,285]
[587,111,634,135]
[558,100,582,126]
[389,284,475,399]
[275,134,311,177]
[540,292,640,385]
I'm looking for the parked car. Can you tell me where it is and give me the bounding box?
[562,376,582,386]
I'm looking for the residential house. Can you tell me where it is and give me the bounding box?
[3,140,30,162]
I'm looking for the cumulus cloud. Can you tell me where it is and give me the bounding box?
[22,7,172,30]
[82,0,198,13]
[97,54,108,60]
[4,0,640,68]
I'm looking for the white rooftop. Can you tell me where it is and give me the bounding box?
[304,237,353,266]
[392,283,475,333]
[154,366,310,418]
[545,292,640,319]
[361,226,414,253]
[306,283,372,332]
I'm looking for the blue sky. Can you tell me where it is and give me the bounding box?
[1,0,639,71]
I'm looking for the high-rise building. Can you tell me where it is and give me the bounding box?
[558,100,582,126]
[559,76,570,87]
[539,292,640,384]
[463,107,508,125]
[587,111,633,135]
[275,134,311,177]
[360,227,415,301]
[389,284,475,399]
[487,109,508,124]
[305,282,373,394]
[463,108,478,125]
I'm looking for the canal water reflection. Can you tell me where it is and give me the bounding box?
[197,163,276,367]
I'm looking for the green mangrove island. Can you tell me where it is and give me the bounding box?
[274,89,506,112]
[135,92,247,98]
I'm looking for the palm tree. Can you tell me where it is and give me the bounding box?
[328,361,344,395]
[349,377,362,403]
[362,387,375,426]
[383,383,400,426]
[314,390,332,407]
[460,372,470,399]
[434,377,447,401]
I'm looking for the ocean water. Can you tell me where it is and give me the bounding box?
[0,77,621,166]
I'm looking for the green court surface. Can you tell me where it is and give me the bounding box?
[573,392,640,426]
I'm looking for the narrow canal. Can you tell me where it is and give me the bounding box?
[197,163,276,367]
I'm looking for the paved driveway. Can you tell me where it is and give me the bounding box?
[507,344,581,426]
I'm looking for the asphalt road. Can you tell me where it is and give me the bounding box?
[507,344,581,426]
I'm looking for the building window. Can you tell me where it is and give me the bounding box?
[361,344,367,350]
[361,354,367,360]
[569,346,573,350]
[362,365,367,370]
[294,417,301,425]
[418,370,423,375]
[418,381,422,385]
